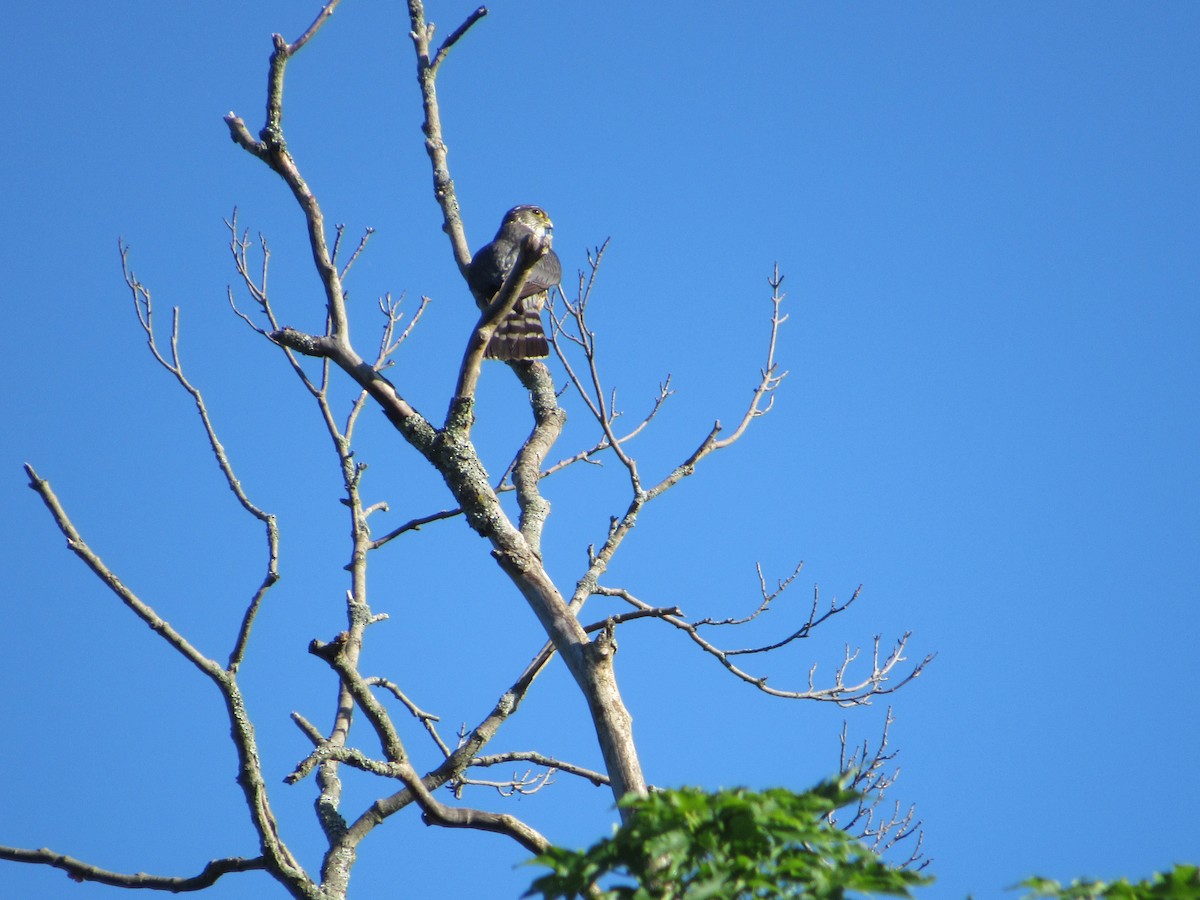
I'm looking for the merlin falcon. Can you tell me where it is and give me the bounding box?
[466,205,562,360]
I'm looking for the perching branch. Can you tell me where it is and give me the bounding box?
[365,375,673,551]
[451,232,549,407]
[406,1,573,567]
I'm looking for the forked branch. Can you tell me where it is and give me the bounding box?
[595,580,933,706]
[406,0,485,270]
[310,633,552,855]
[559,263,790,617]
[835,709,929,870]
[21,464,310,891]
[468,752,609,789]
[121,241,280,672]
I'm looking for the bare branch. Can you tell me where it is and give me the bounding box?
[24,465,223,678]
[369,371,670,549]
[0,847,266,892]
[470,751,609,788]
[508,360,568,558]
[225,33,352,344]
[21,466,311,887]
[550,241,643,490]
[455,767,557,798]
[406,0,474,271]
[834,710,930,871]
[708,265,789,451]
[723,582,859,656]
[430,5,488,72]
[312,633,553,856]
[225,213,343,409]
[596,584,932,706]
[287,742,405,786]
[287,0,342,56]
[412,790,552,856]
[695,561,807,628]
[557,264,791,626]
[539,373,675,479]
[369,676,452,758]
[581,606,683,634]
[119,243,280,672]
[269,326,434,441]
[643,267,789,501]
[328,639,558,850]
[338,226,375,280]
[369,504,464,548]
[291,711,326,745]
[377,292,430,363]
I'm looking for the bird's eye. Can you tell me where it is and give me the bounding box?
[532,207,544,217]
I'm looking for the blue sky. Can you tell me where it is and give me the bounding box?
[2,3,1197,898]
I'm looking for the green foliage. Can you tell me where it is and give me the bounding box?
[1018,864,1200,900]
[524,776,932,899]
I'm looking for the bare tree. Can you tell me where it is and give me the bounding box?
[1,3,931,897]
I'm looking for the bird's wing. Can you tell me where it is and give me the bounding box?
[522,249,563,298]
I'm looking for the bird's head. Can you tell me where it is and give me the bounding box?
[499,205,554,245]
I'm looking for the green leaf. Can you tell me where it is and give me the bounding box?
[525,777,933,899]
[1016,864,1200,900]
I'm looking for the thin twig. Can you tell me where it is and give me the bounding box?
[288,0,342,56]
[596,584,933,706]
[120,243,280,672]
[695,561,806,628]
[339,226,375,280]
[470,752,608,788]
[407,0,475,270]
[369,677,452,757]
[834,709,929,870]
[454,767,557,798]
[25,465,221,677]
[430,5,488,72]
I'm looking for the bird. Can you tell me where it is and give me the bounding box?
[466,205,562,360]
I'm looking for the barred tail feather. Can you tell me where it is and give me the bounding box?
[486,302,549,360]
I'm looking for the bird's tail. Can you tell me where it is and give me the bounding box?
[486,298,549,360]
